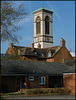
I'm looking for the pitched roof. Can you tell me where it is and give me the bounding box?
[64,59,75,66]
[1,60,75,76]
[33,7,53,13]
[14,46,25,49]
[19,47,47,58]
[12,45,62,58]
[42,45,62,57]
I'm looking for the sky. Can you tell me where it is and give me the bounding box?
[1,1,75,53]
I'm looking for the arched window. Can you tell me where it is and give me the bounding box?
[45,16,50,34]
[36,16,41,34]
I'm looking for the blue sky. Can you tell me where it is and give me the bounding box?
[1,1,75,53]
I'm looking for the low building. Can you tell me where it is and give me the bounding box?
[1,59,75,94]
[1,7,75,94]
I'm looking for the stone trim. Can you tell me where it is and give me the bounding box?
[63,73,75,75]
[34,35,53,38]
[33,9,53,14]
[34,41,53,43]
[33,19,53,23]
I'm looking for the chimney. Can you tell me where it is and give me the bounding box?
[60,38,65,47]
[31,43,34,48]
[9,43,13,48]
[37,43,41,49]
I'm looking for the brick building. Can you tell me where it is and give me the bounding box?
[6,7,74,62]
[1,59,75,93]
[2,7,75,94]
[6,38,73,63]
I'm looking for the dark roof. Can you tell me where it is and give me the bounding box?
[64,60,75,66]
[14,46,30,49]
[20,47,47,58]
[5,42,64,58]
[42,45,62,57]
[1,60,75,76]
[12,45,62,58]
[67,65,75,73]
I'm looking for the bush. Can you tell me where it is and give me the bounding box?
[25,88,67,95]
[26,89,43,95]
[42,88,49,94]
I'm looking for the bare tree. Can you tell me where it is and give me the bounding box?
[1,1,28,43]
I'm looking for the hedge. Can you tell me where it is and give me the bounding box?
[23,88,70,95]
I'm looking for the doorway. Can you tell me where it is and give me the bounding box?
[49,76,63,88]
[16,77,20,91]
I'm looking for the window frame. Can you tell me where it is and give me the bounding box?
[39,76,45,85]
[28,76,34,81]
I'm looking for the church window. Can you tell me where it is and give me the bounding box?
[45,16,50,34]
[36,16,41,34]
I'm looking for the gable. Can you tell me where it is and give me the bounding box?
[53,46,74,63]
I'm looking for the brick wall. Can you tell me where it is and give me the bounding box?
[63,73,75,94]
[6,47,18,55]
[6,44,73,63]
[46,58,54,62]
[47,46,74,63]
[25,76,49,89]
[19,56,38,61]
[54,47,73,63]
[6,48,16,55]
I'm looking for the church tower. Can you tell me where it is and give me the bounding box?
[33,7,53,48]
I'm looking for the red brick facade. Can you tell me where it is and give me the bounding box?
[63,73,75,94]
[4,41,74,94]
[6,43,74,63]
[2,74,75,94]
[25,76,49,89]
[47,46,74,63]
